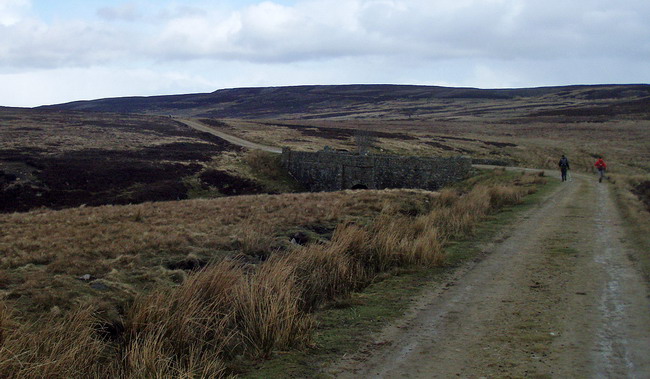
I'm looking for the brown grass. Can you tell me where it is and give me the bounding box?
[0,306,105,379]
[0,189,436,320]
[215,117,650,177]
[612,174,650,282]
[0,171,543,377]
[242,149,285,179]
[231,261,314,357]
[115,261,241,378]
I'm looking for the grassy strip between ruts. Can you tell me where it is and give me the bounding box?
[241,175,561,378]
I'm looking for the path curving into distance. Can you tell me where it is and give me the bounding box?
[178,118,283,154]
[330,172,650,378]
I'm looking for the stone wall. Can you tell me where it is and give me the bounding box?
[282,148,472,192]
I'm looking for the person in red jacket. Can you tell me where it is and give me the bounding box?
[594,157,607,182]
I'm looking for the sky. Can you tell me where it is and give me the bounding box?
[1,0,649,107]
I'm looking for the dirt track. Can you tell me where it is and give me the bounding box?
[179,119,283,153]
[331,173,650,378]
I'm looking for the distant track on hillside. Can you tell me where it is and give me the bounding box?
[178,121,559,175]
[179,118,282,154]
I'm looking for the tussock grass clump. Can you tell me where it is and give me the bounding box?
[284,223,373,311]
[487,185,525,210]
[231,261,314,357]
[281,243,359,312]
[116,260,245,376]
[116,330,228,379]
[435,188,460,207]
[233,218,278,258]
[0,306,105,379]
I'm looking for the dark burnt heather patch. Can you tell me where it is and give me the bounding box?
[199,170,265,196]
[527,97,650,121]
[438,136,479,142]
[0,171,17,185]
[0,141,235,212]
[1,150,203,212]
[483,141,518,148]
[0,108,253,212]
[108,142,228,162]
[261,122,418,141]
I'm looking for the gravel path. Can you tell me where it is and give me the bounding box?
[331,173,650,378]
[179,118,283,153]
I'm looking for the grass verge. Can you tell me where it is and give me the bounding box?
[611,174,650,283]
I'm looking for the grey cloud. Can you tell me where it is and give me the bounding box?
[148,0,650,64]
[2,0,649,70]
[355,0,650,60]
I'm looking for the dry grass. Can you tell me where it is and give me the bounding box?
[612,174,650,281]
[211,118,650,177]
[0,171,544,377]
[114,261,242,378]
[0,306,105,379]
[0,189,436,320]
[231,261,314,357]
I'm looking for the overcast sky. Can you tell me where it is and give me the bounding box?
[1,0,649,107]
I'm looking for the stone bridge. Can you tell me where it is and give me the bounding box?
[281,148,472,192]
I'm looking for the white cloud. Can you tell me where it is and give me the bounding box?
[0,0,30,26]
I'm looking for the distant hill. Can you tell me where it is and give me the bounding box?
[40,84,650,121]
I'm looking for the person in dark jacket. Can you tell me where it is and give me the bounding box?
[558,155,570,182]
[595,157,607,182]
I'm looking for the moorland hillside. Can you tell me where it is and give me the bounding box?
[0,109,298,212]
[3,84,650,213]
[40,84,650,121]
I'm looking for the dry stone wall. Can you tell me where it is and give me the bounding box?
[282,148,471,192]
